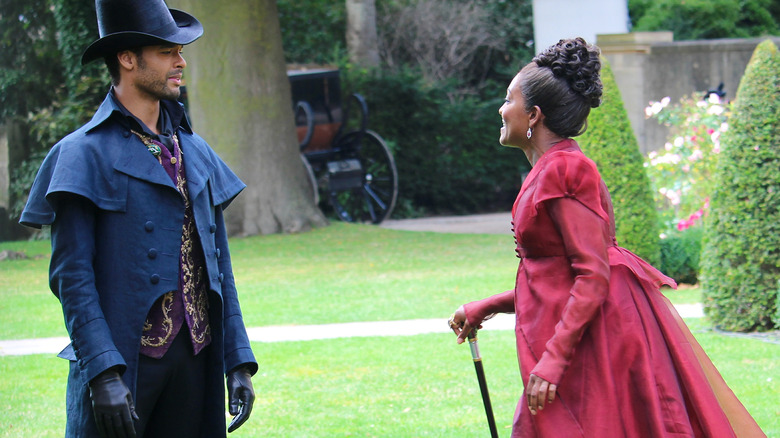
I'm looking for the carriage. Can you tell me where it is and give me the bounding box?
[288,67,398,224]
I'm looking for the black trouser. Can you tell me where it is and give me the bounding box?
[135,330,209,438]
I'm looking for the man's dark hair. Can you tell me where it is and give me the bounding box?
[104,47,144,86]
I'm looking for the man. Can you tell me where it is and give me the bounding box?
[20,1,257,436]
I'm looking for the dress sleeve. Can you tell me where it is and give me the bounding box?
[463,290,514,327]
[529,151,609,224]
[530,196,611,385]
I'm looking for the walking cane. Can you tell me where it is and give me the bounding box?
[467,328,499,438]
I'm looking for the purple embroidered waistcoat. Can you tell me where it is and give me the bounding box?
[135,133,211,358]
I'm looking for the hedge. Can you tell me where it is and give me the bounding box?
[578,58,661,265]
[342,68,530,217]
[699,40,780,331]
[659,227,702,285]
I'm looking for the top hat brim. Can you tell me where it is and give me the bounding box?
[81,9,203,65]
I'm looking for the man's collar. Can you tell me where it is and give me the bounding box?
[84,88,193,135]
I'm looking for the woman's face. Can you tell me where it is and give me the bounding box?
[498,73,529,148]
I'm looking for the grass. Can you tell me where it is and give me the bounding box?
[1,223,778,436]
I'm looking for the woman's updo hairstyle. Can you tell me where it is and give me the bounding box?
[519,37,602,138]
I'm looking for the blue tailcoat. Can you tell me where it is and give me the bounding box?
[20,94,257,437]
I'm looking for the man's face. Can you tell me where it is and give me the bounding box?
[133,44,186,101]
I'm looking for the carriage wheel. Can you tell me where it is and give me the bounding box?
[328,130,398,224]
[300,154,319,205]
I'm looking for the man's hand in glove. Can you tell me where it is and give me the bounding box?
[227,366,255,433]
[89,368,138,438]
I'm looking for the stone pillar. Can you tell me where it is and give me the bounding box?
[597,32,673,155]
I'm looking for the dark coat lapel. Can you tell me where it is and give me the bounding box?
[180,134,212,202]
[112,135,177,189]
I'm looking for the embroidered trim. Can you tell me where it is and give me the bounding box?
[141,291,175,347]
[140,133,211,353]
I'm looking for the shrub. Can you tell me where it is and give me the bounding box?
[578,58,660,265]
[279,0,535,217]
[342,67,530,217]
[700,40,780,331]
[644,94,729,234]
[630,0,779,41]
[277,0,347,64]
[659,226,703,284]
[8,0,107,223]
[378,0,517,85]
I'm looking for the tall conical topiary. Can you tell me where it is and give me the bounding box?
[578,58,660,265]
[700,40,780,331]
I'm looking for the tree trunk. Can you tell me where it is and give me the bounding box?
[168,0,328,235]
[346,0,380,68]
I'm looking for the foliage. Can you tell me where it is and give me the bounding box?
[342,67,530,217]
[644,94,730,233]
[277,0,347,65]
[278,0,534,88]
[643,93,731,284]
[659,226,703,284]
[50,0,105,95]
[629,0,780,41]
[0,0,63,122]
[276,0,536,217]
[700,40,780,331]
[5,0,108,223]
[578,59,660,265]
[377,0,532,87]
[332,0,534,217]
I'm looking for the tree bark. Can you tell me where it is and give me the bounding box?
[168,0,328,235]
[346,0,380,68]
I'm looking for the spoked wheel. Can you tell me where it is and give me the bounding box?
[328,130,398,224]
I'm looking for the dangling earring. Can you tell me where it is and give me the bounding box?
[526,127,533,139]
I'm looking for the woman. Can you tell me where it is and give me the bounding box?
[448,37,764,438]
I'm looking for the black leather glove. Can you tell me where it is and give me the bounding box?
[227,366,255,433]
[88,369,138,438]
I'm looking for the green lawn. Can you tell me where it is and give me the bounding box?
[1,223,778,437]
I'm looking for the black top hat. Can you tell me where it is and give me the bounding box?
[81,0,203,65]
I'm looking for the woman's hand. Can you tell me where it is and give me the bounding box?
[448,305,479,344]
[526,373,557,415]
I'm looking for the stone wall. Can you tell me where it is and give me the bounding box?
[597,32,780,154]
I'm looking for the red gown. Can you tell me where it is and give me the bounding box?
[464,140,765,437]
